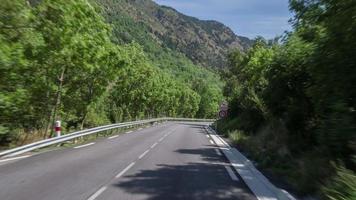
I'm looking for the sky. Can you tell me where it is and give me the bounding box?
[153,0,293,39]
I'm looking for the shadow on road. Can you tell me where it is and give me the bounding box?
[113,162,255,200]
[112,146,257,200]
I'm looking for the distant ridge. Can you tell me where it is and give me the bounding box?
[96,0,252,69]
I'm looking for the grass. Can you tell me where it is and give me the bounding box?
[322,164,356,200]
[216,118,347,197]
[227,130,249,145]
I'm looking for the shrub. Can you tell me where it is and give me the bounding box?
[322,164,356,200]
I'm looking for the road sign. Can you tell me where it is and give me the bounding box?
[218,110,227,118]
[220,102,228,111]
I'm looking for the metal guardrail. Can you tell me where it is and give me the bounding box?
[0,118,214,158]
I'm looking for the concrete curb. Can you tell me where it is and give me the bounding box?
[205,126,296,200]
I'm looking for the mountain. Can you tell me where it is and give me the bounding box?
[95,0,252,69]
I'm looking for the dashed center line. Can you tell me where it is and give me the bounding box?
[87,186,107,200]
[224,166,239,181]
[116,162,136,178]
[108,135,119,139]
[138,150,150,159]
[150,142,158,149]
[86,127,178,200]
[74,142,95,149]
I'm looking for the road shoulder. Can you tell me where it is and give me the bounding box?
[205,126,297,200]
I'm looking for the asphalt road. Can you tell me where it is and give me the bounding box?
[0,122,257,200]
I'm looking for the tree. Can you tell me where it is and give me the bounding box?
[33,0,117,135]
[0,0,42,143]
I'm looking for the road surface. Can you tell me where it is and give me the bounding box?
[0,122,257,200]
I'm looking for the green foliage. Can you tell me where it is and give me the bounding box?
[95,0,224,118]
[32,0,119,134]
[227,129,248,146]
[222,39,276,132]
[0,0,42,141]
[0,0,211,147]
[107,43,200,120]
[221,0,356,195]
[323,164,356,200]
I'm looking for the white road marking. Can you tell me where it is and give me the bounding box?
[158,137,164,142]
[209,139,214,145]
[138,150,150,159]
[87,186,107,200]
[196,161,231,166]
[0,155,31,163]
[108,135,119,139]
[126,131,133,134]
[150,142,158,149]
[206,135,210,138]
[74,142,95,149]
[225,166,239,181]
[138,128,143,130]
[116,162,135,178]
[215,149,222,156]
[210,134,225,146]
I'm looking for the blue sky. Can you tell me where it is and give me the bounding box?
[153,0,293,39]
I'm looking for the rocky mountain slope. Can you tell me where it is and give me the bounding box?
[96,0,252,69]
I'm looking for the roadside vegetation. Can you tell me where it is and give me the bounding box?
[0,0,222,149]
[218,0,355,198]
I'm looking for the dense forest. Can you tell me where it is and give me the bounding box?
[94,0,225,118]
[0,0,223,148]
[94,0,251,69]
[218,0,355,199]
[1,0,355,199]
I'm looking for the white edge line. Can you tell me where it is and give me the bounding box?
[225,166,239,181]
[115,162,135,178]
[87,186,107,200]
[126,131,133,134]
[74,142,95,149]
[209,139,214,145]
[138,128,143,130]
[0,155,31,163]
[209,130,295,200]
[108,135,119,139]
[206,135,210,138]
[138,149,150,159]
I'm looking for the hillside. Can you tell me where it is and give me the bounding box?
[95,0,251,69]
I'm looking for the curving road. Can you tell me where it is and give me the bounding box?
[0,122,257,200]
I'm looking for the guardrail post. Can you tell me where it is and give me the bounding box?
[55,120,61,137]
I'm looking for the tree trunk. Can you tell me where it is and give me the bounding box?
[43,107,55,139]
[48,67,66,138]
[43,68,52,139]
[80,112,87,130]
